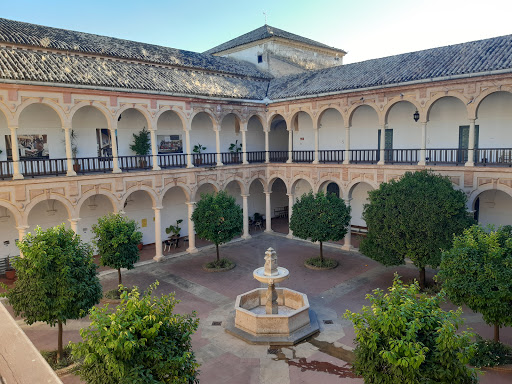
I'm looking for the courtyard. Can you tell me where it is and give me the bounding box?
[3,233,512,383]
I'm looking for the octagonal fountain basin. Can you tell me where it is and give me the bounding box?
[225,287,319,345]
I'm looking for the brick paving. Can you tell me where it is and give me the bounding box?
[3,233,512,383]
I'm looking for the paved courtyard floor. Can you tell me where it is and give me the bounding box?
[4,233,512,383]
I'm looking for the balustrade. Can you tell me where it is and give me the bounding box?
[319,150,345,164]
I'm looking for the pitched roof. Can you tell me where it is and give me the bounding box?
[204,25,345,55]
[268,34,512,100]
[0,18,270,79]
[0,47,268,100]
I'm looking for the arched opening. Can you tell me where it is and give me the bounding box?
[248,179,265,234]
[291,112,314,162]
[386,101,420,163]
[350,105,379,163]
[246,115,265,162]
[161,186,188,254]
[268,114,288,162]
[220,114,242,164]
[291,179,313,199]
[156,110,185,168]
[78,194,116,246]
[27,199,70,233]
[270,178,288,233]
[224,180,243,207]
[0,110,8,164]
[318,108,344,163]
[122,190,154,245]
[348,182,374,248]
[426,96,468,164]
[475,92,512,165]
[318,181,341,198]
[116,108,150,157]
[190,112,216,166]
[0,206,19,259]
[195,183,217,202]
[473,190,512,227]
[18,104,64,175]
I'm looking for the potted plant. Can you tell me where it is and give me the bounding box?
[165,219,183,248]
[130,127,151,167]
[228,140,242,162]
[193,144,206,165]
[5,256,16,280]
[70,129,80,172]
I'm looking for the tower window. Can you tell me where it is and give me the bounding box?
[257,54,263,63]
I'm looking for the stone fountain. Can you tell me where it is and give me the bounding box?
[225,248,319,345]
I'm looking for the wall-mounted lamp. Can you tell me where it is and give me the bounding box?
[413,110,420,122]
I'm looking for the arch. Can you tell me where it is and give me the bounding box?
[346,179,379,199]
[0,200,22,226]
[193,181,219,201]
[190,109,218,130]
[154,106,187,130]
[222,177,247,195]
[383,98,423,123]
[267,176,288,193]
[160,183,191,204]
[76,189,119,215]
[347,101,381,126]
[0,101,14,123]
[290,176,315,195]
[267,112,287,128]
[467,183,512,211]
[289,110,314,128]
[247,176,267,193]
[316,178,344,198]
[121,186,158,209]
[316,105,345,127]
[474,88,512,119]
[24,194,75,225]
[69,101,113,130]
[425,92,469,121]
[15,98,67,126]
[114,105,153,130]
[247,113,265,128]
[220,111,242,126]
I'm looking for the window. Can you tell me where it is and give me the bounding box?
[257,54,263,63]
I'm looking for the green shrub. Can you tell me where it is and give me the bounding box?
[41,346,78,371]
[469,336,512,368]
[305,257,337,268]
[205,258,234,269]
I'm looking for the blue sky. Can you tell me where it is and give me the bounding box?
[2,0,512,63]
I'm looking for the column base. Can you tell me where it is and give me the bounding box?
[242,234,252,240]
[242,161,249,165]
[186,164,195,168]
[343,159,350,165]
[265,229,273,233]
[341,244,354,251]
[286,159,293,164]
[153,255,163,262]
[112,168,122,174]
[417,160,426,166]
[216,162,224,167]
[286,233,294,239]
[187,246,198,254]
[152,166,161,171]
[66,170,77,177]
[377,161,385,165]
[265,160,270,164]
[465,162,474,167]
[12,173,24,180]
[312,160,319,164]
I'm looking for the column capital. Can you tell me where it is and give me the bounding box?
[186,201,196,206]
[468,118,476,123]
[286,193,294,197]
[241,194,250,198]
[8,124,19,130]
[68,218,81,223]
[264,191,272,195]
[16,225,30,231]
[153,206,163,211]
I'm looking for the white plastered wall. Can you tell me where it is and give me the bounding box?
[387,102,421,149]
[427,97,467,148]
[293,179,313,202]
[269,119,288,151]
[0,112,8,161]
[195,183,216,201]
[319,109,344,150]
[270,179,288,217]
[27,199,69,233]
[476,190,512,227]
[72,106,108,158]
[18,104,65,159]
[78,195,114,246]
[293,112,314,151]
[248,181,265,217]
[190,113,216,154]
[246,116,264,151]
[476,92,512,148]
[0,213,19,258]
[161,187,188,241]
[350,183,373,227]
[123,191,154,244]
[220,115,242,152]
[224,181,243,207]
[350,105,379,149]
[117,109,149,156]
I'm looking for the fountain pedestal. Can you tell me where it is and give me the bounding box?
[225,247,319,345]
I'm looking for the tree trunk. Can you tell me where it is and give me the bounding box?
[494,324,500,342]
[319,241,323,262]
[419,267,426,290]
[216,243,220,262]
[57,320,63,361]
[118,268,122,285]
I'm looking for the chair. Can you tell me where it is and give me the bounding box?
[254,220,263,231]
[163,240,172,253]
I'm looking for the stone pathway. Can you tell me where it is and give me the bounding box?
[5,233,512,383]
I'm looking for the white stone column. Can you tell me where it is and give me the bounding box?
[241,194,251,239]
[378,124,386,165]
[68,218,81,234]
[418,122,427,166]
[466,119,476,167]
[215,128,223,166]
[109,127,122,173]
[63,124,77,177]
[265,192,272,232]
[153,206,163,261]
[9,125,23,180]
[241,122,249,164]
[286,193,294,238]
[16,225,29,257]
[149,129,161,171]
[343,124,351,165]
[286,128,293,163]
[264,129,270,163]
[186,202,198,253]
[313,126,319,164]
[184,127,194,168]
[342,199,353,251]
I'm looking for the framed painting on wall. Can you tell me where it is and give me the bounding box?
[96,129,114,157]
[158,135,183,154]
[5,134,49,160]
